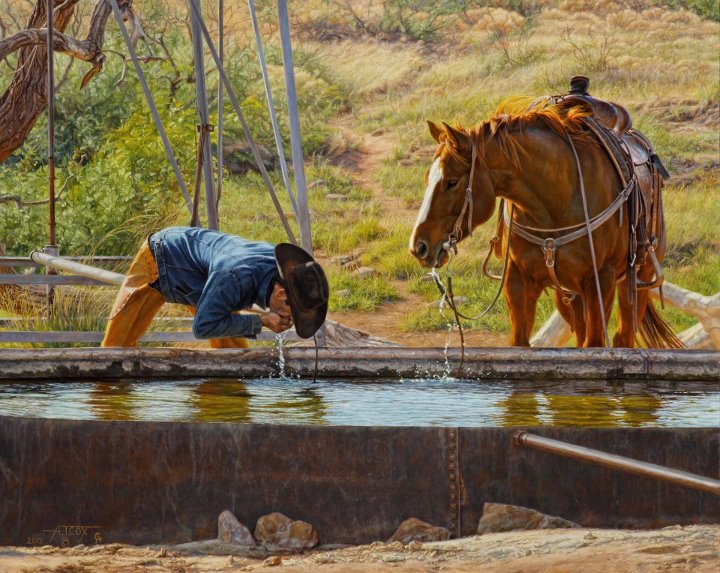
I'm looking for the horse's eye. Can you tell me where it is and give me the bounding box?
[446,179,458,189]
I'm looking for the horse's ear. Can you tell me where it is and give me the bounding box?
[427,120,443,143]
[441,122,470,152]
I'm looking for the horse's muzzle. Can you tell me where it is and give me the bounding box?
[411,238,447,268]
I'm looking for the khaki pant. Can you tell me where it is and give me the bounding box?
[101,239,248,348]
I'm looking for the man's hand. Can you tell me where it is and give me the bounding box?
[260,311,293,333]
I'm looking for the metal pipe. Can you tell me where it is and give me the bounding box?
[277,0,311,254]
[216,0,223,217]
[46,0,57,314]
[30,251,125,286]
[248,0,299,217]
[276,0,327,346]
[513,430,720,495]
[189,0,218,230]
[186,0,297,245]
[46,0,56,248]
[108,0,193,215]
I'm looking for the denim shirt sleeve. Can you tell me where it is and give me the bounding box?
[192,270,263,339]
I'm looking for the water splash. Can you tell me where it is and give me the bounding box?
[429,268,457,381]
[275,331,289,380]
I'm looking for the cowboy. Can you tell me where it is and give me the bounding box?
[101,226,329,347]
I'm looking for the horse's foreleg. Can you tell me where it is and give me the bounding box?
[504,263,543,347]
[582,264,617,348]
[615,263,655,348]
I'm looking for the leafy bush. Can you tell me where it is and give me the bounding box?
[652,0,720,21]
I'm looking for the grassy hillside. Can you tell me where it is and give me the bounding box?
[0,0,717,343]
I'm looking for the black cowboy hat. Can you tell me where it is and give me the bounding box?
[275,243,329,339]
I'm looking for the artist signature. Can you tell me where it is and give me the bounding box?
[27,525,102,547]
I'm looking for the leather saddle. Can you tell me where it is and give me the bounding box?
[560,76,669,179]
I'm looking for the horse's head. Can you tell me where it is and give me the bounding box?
[409,121,495,268]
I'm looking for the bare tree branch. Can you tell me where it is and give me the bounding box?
[0,0,135,163]
[0,174,73,210]
[0,28,106,63]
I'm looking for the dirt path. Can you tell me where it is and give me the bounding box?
[2,525,717,572]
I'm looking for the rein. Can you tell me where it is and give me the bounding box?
[432,139,514,377]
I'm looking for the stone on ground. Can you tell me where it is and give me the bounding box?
[388,517,451,544]
[477,502,580,534]
[254,512,319,552]
[217,510,255,546]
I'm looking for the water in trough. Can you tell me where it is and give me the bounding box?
[0,376,717,427]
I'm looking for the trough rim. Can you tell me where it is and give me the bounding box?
[0,346,718,381]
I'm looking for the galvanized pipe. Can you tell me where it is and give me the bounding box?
[513,430,720,495]
[30,251,124,286]
[189,0,218,230]
[46,0,56,248]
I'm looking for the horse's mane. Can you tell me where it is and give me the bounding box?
[443,96,595,168]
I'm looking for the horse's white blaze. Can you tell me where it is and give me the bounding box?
[410,158,443,249]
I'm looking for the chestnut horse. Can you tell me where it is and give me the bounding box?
[409,97,679,348]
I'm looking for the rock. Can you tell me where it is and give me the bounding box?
[353,266,379,279]
[407,540,424,551]
[263,555,282,566]
[288,319,399,348]
[254,512,319,552]
[335,289,350,298]
[220,141,275,175]
[477,503,580,534]
[218,510,255,547]
[330,251,363,267]
[326,193,348,201]
[389,518,451,544]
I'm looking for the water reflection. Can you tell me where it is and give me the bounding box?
[495,390,663,428]
[0,378,717,428]
[190,379,252,423]
[497,383,660,428]
[88,381,137,421]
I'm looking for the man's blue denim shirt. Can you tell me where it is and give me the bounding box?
[149,227,278,339]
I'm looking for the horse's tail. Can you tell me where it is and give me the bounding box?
[637,300,684,349]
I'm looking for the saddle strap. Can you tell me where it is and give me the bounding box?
[503,176,634,249]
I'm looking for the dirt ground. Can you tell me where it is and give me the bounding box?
[1,525,718,573]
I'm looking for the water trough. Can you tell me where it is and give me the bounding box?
[0,346,718,547]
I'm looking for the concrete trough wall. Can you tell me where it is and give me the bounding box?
[0,416,718,546]
[1,347,719,380]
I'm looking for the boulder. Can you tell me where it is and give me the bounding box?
[254,512,319,552]
[388,518,450,544]
[217,510,255,546]
[353,266,379,279]
[221,141,275,175]
[477,502,580,534]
